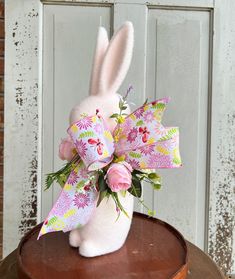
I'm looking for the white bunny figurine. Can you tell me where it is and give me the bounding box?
[62,22,134,257]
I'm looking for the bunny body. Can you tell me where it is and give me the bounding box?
[67,22,135,257]
[70,191,134,257]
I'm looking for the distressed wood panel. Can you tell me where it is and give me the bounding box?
[42,5,112,219]
[209,0,235,275]
[4,0,41,256]
[146,9,211,249]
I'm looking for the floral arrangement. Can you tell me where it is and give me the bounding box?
[38,88,181,239]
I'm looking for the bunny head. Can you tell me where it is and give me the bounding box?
[69,21,134,132]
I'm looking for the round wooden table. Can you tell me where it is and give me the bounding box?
[0,214,224,279]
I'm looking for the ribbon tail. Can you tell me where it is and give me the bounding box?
[38,161,98,239]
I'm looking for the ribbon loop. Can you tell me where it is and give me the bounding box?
[68,115,115,171]
[113,98,181,169]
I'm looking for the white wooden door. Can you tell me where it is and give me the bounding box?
[4,0,235,275]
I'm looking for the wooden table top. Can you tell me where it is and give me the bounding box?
[0,242,225,279]
[0,213,225,279]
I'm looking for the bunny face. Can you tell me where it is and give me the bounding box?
[69,22,134,132]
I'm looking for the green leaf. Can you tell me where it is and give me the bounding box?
[98,174,108,192]
[44,154,80,190]
[156,103,165,109]
[112,192,129,218]
[147,210,156,217]
[132,169,146,175]
[152,183,161,190]
[136,120,144,126]
[119,99,124,109]
[76,180,86,190]
[143,98,148,105]
[45,175,54,190]
[79,131,95,138]
[148,173,161,186]
[97,190,108,207]
[148,173,160,180]
[173,157,181,165]
[110,113,119,119]
[47,216,58,226]
[129,151,141,158]
[128,177,142,198]
[158,127,178,141]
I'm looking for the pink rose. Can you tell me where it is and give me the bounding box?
[106,162,133,192]
[58,136,76,161]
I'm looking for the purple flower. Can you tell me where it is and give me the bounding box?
[75,139,87,158]
[127,127,138,143]
[139,144,155,155]
[144,111,154,123]
[77,116,93,130]
[148,153,172,168]
[51,191,71,216]
[67,170,79,185]
[134,106,144,119]
[73,193,90,209]
[128,159,140,170]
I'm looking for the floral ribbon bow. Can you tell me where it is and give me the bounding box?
[38,97,181,239]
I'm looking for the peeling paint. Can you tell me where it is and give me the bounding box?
[13,7,39,233]
[209,113,235,275]
[4,1,40,256]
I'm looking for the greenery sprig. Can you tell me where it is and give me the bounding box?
[45,154,80,190]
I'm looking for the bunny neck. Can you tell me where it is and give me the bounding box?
[69,93,129,132]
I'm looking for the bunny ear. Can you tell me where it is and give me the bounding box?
[89,27,109,96]
[99,21,134,95]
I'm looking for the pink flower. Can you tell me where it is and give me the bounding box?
[127,127,138,143]
[76,116,93,130]
[106,162,132,193]
[139,144,155,155]
[67,170,79,185]
[73,193,90,209]
[58,137,76,161]
[75,139,87,158]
